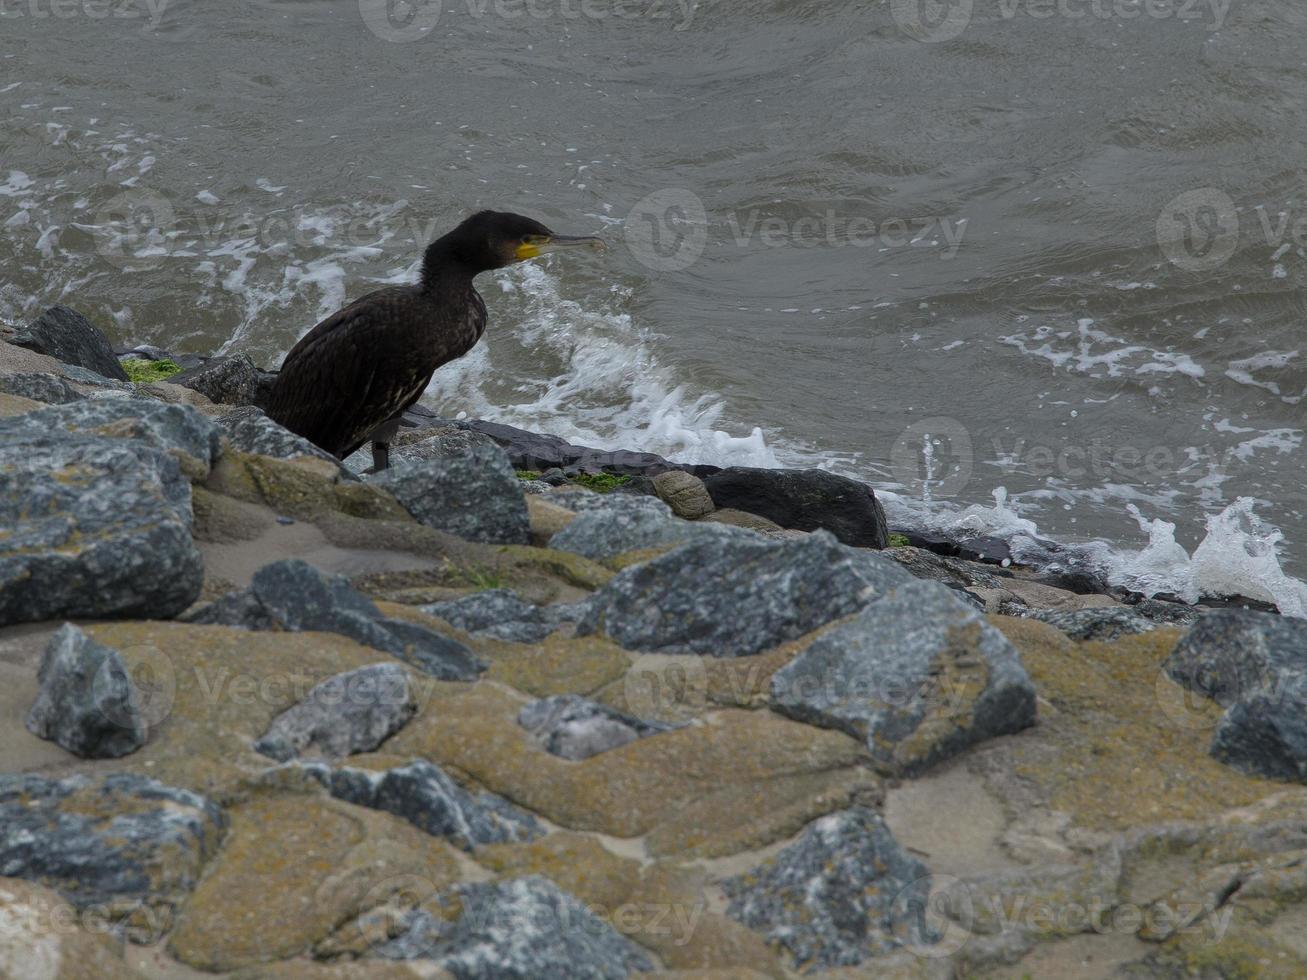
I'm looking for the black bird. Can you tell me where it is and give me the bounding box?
[265,210,603,470]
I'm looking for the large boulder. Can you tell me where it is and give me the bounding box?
[770,579,1037,776]
[376,876,655,977]
[171,354,275,407]
[1165,610,1307,781]
[189,560,485,680]
[10,306,129,381]
[703,466,889,547]
[576,530,913,657]
[722,807,930,969]
[253,662,417,762]
[25,624,148,758]
[0,434,204,625]
[373,443,530,545]
[0,773,225,940]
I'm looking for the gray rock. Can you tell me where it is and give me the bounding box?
[652,469,715,519]
[309,759,541,851]
[171,353,274,407]
[372,444,530,545]
[0,435,203,626]
[517,695,677,760]
[539,488,661,514]
[1130,597,1202,630]
[883,545,1009,590]
[11,306,129,381]
[519,478,553,494]
[576,530,913,657]
[1163,609,1307,709]
[215,405,351,474]
[397,426,502,461]
[0,398,223,477]
[1164,609,1307,782]
[254,662,416,762]
[375,876,655,978]
[421,588,585,644]
[550,495,754,562]
[58,364,134,392]
[722,807,930,969]
[188,560,486,681]
[0,371,82,404]
[771,579,1037,776]
[703,466,890,548]
[1033,606,1159,641]
[25,624,147,758]
[0,773,225,940]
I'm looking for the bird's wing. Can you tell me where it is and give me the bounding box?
[265,289,409,456]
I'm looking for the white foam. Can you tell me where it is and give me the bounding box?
[1000,318,1206,382]
[420,261,785,468]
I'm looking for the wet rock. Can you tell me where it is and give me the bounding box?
[652,469,715,519]
[899,529,1014,566]
[883,545,1010,589]
[0,773,225,939]
[704,466,889,548]
[253,662,416,762]
[517,694,677,760]
[0,370,82,404]
[11,306,129,381]
[1032,606,1157,641]
[404,410,718,479]
[373,443,530,545]
[0,434,203,626]
[215,405,351,473]
[1128,596,1203,630]
[25,624,147,758]
[421,588,584,644]
[577,530,913,657]
[309,759,542,851]
[188,560,485,680]
[771,579,1037,776]
[550,494,753,561]
[378,876,655,977]
[171,353,275,407]
[1211,678,1307,782]
[722,807,929,969]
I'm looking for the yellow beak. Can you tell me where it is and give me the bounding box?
[515,234,606,262]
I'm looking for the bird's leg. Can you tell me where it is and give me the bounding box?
[366,414,405,472]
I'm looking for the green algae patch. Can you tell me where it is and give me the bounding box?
[121,358,184,383]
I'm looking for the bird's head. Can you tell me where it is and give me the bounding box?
[430,210,605,274]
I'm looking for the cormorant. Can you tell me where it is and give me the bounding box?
[265,210,603,470]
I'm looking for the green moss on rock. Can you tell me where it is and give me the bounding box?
[121,358,184,383]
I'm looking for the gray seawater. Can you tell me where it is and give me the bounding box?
[2,0,1305,597]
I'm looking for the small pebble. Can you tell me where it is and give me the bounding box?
[276,516,295,526]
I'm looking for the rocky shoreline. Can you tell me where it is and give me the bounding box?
[3,305,1307,979]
